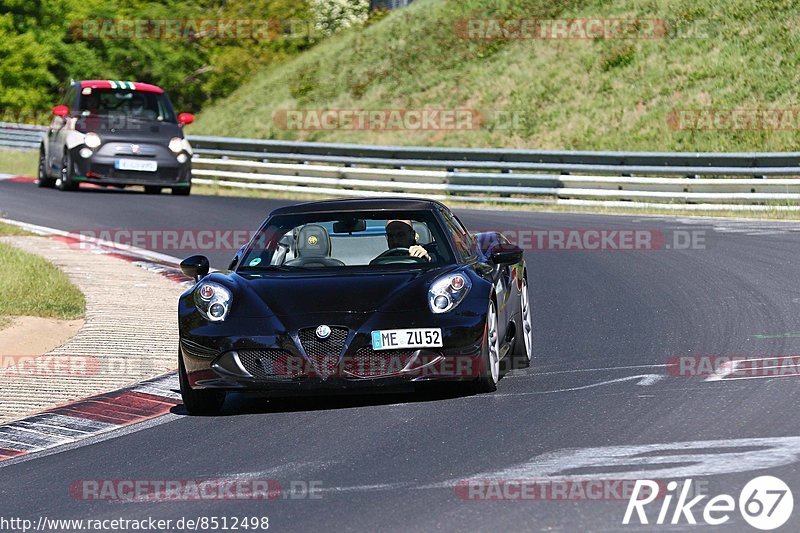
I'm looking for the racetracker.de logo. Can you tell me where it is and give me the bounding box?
[455,18,666,40]
[456,479,672,501]
[667,355,800,379]
[69,18,316,41]
[69,479,324,501]
[272,109,481,131]
[0,355,99,378]
[474,229,707,252]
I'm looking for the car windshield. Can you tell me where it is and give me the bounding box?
[76,88,177,123]
[239,210,455,271]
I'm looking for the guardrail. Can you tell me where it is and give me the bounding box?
[0,123,46,150]
[3,124,800,210]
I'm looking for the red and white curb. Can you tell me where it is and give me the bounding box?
[0,372,179,462]
[0,175,36,183]
[0,218,199,463]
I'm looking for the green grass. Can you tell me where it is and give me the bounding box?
[0,221,34,236]
[0,149,37,178]
[0,242,85,319]
[194,0,800,152]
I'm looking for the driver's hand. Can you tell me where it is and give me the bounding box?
[409,245,431,261]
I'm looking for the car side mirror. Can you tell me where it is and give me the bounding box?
[181,255,210,281]
[178,112,194,126]
[489,244,523,265]
[52,105,69,118]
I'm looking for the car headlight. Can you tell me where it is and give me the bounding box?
[84,132,101,149]
[428,273,472,314]
[169,137,184,153]
[194,282,232,322]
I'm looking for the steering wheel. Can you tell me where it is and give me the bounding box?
[370,247,427,265]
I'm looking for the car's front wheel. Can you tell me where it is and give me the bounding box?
[172,185,191,196]
[37,148,55,188]
[511,278,532,368]
[56,150,79,191]
[474,300,500,393]
[179,354,226,415]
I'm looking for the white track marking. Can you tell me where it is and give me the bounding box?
[506,363,668,378]
[487,374,665,397]
[422,436,800,488]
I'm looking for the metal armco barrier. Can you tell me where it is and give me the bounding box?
[4,124,800,210]
[0,123,46,150]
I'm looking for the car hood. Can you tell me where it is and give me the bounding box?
[235,268,454,316]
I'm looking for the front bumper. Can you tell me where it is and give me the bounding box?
[179,310,488,395]
[69,143,191,187]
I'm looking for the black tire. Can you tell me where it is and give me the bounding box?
[510,278,532,369]
[473,300,499,393]
[179,354,226,415]
[36,148,56,188]
[56,150,79,191]
[172,185,191,196]
[144,186,162,195]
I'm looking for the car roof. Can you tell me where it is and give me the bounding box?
[77,80,164,94]
[269,197,450,216]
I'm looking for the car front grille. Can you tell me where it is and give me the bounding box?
[298,327,348,378]
[238,349,305,379]
[343,347,416,378]
[89,163,181,182]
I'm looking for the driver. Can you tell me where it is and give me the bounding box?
[380,220,431,262]
[129,93,147,117]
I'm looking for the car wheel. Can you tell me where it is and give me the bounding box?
[511,278,532,368]
[474,300,500,393]
[172,185,191,196]
[144,186,162,195]
[179,354,226,415]
[56,150,79,191]
[36,148,55,188]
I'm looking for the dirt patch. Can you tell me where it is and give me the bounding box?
[0,316,84,356]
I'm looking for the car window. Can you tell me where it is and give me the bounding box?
[76,88,177,123]
[441,210,474,262]
[61,85,76,110]
[239,210,455,271]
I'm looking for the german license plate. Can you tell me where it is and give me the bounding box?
[115,158,157,172]
[371,328,443,351]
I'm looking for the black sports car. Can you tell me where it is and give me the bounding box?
[178,198,531,414]
[38,80,194,195]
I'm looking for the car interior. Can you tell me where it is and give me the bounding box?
[263,218,439,268]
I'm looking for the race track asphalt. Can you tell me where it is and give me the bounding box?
[1,181,800,532]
